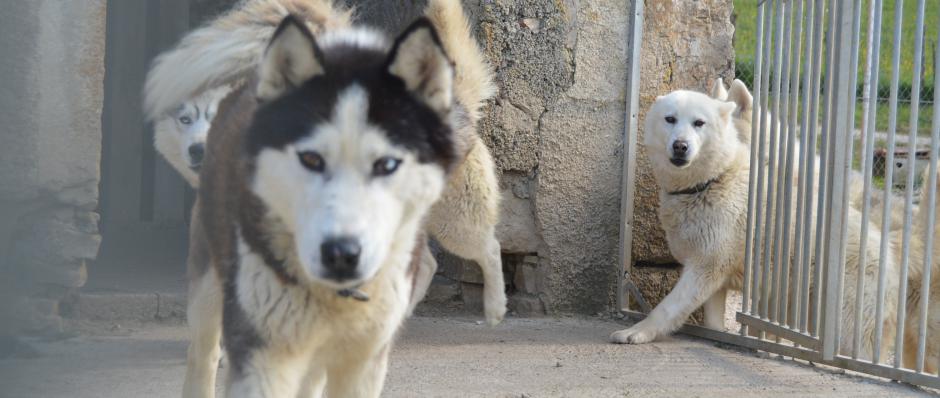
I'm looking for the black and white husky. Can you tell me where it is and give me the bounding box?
[144,0,503,396]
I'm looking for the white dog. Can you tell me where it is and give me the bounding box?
[612,87,899,363]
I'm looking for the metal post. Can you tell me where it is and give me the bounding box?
[858,0,886,363]
[820,0,855,361]
[743,0,769,325]
[895,0,927,370]
[617,0,644,313]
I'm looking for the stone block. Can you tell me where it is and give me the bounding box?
[424,275,461,304]
[460,282,484,313]
[513,256,545,295]
[508,294,545,316]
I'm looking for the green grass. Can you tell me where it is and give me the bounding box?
[732,0,939,136]
[855,100,935,136]
[733,0,938,88]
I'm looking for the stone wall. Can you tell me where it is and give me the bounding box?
[0,0,107,334]
[358,0,735,315]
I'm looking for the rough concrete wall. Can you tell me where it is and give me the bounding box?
[356,0,735,315]
[0,0,107,333]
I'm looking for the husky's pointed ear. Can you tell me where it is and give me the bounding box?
[387,18,454,115]
[728,79,753,117]
[257,15,324,101]
[710,78,728,101]
[718,101,736,121]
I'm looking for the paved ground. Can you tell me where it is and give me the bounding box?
[0,316,935,398]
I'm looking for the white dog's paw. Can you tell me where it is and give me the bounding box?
[610,326,657,344]
[484,294,507,326]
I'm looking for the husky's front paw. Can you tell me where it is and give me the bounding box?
[610,326,657,344]
[484,295,507,326]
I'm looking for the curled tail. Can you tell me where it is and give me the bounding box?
[424,0,496,124]
[144,0,351,119]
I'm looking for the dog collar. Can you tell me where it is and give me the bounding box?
[337,287,370,302]
[668,176,720,196]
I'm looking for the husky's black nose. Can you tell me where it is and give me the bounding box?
[188,143,205,165]
[672,140,689,157]
[321,237,361,278]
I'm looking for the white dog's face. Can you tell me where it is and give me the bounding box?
[644,90,736,169]
[251,85,448,289]
[154,86,230,186]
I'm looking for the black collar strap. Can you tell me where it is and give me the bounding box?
[668,176,720,196]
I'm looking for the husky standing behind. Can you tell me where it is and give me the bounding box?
[145,0,503,396]
[154,86,231,187]
[611,87,899,363]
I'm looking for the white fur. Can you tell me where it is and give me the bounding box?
[252,85,446,289]
[152,1,505,395]
[153,86,230,187]
[613,88,899,363]
[318,27,387,51]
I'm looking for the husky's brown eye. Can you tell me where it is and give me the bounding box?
[298,151,325,172]
[693,119,705,127]
[373,157,402,177]
[665,116,677,124]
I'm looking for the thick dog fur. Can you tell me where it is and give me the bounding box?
[145,1,503,396]
[897,168,940,374]
[611,87,899,363]
[199,14,456,397]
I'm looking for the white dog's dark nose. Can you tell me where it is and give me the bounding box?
[672,140,689,157]
[188,143,205,165]
[321,237,361,279]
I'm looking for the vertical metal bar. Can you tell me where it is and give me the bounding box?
[617,0,644,313]
[812,0,837,338]
[771,0,795,325]
[857,0,885,363]
[820,0,855,361]
[791,0,815,331]
[762,0,786,321]
[896,0,927,370]
[837,0,864,360]
[752,0,776,320]
[916,6,940,373]
[778,0,805,329]
[800,0,826,334]
[875,0,906,363]
[743,0,769,326]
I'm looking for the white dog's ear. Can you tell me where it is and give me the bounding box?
[257,15,325,101]
[387,18,454,116]
[718,101,736,121]
[728,79,753,118]
[710,77,728,101]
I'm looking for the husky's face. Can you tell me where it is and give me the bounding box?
[155,86,229,186]
[248,17,455,288]
[170,88,228,170]
[644,90,736,168]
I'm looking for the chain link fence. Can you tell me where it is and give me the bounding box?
[734,30,936,196]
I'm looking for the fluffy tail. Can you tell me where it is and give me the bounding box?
[144,0,351,119]
[424,0,496,124]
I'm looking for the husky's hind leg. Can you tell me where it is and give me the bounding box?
[183,270,223,398]
[427,139,506,325]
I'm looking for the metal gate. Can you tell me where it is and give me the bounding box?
[620,0,940,389]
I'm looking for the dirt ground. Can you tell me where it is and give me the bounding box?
[0,315,935,397]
